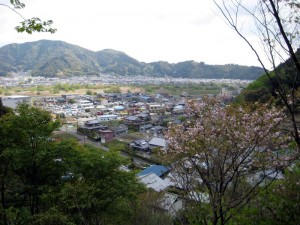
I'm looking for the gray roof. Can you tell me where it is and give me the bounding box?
[148,137,167,147]
[138,173,171,192]
[85,120,99,125]
[125,116,139,121]
[140,124,153,129]
[136,113,149,118]
[130,139,149,149]
[151,125,164,130]
[110,124,128,131]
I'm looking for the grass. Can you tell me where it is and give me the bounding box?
[52,131,79,141]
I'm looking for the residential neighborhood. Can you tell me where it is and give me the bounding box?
[1,87,286,219]
[0,72,291,222]
[0,0,298,223]
[0,88,204,215]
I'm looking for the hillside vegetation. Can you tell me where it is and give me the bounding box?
[0,40,264,79]
[236,49,300,103]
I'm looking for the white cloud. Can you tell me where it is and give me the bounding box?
[0,0,263,67]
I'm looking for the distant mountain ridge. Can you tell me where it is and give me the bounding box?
[0,40,264,79]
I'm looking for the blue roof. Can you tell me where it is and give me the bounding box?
[137,165,169,177]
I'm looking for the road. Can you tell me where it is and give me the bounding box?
[60,124,151,167]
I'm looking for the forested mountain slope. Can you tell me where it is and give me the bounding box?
[237,49,300,103]
[0,40,264,79]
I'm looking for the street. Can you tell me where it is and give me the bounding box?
[60,124,151,167]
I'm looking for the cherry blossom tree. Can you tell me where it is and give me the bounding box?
[165,97,293,225]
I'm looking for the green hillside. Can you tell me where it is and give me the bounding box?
[0,40,265,79]
[236,49,300,103]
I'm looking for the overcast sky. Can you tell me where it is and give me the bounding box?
[0,0,262,66]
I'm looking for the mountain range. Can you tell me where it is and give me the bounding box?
[0,40,264,79]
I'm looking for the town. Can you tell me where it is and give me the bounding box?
[2,73,284,219]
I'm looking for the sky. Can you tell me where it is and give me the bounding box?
[0,0,262,67]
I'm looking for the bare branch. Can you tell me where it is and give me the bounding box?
[0,3,26,20]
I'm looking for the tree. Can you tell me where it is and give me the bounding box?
[41,144,144,225]
[0,104,64,224]
[8,104,61,216]
[0,104,145,224]
[1,0,56,34]
[132,191,174,225]
[86,89,93,95]
[165,97,292,225]
[0,111,16,225]
[231,163,300,225]
[104,86,122,94]
[213,0,300,152]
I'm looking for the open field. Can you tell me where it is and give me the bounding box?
[0,81,244,98]
[0,86,143,98]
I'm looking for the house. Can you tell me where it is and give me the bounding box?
[81,120,108,130]
[137,165,170,177]
[77,120,108,141]
[148,137,167,151]
[127,106,140,115]
[123,115,142,125]
[138,173,172,192]
[172,107,186,116]
[149,126,165,135]
[138,95,155,103]
[129,139,150,152]
[99,129,114,143]
[76,112,95,121]
[139,124,153,133]
[77,99,94,110]
[62,94,79,100]
[85,119,101,127]
[165,156,204,190]
[97,114,118,122]
[158,193,184,217]
[110,124,128,137]
[135,113,150,122]
[42,96,63,105]
[166,170,202,190]
[148,103,164,114]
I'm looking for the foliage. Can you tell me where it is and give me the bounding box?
[42,145,144,225]
[0,40,264,79]
[230,164,300,225]
[104,86,121,93]
[15,18,56,34]
[85,89,93,95]
[237,51,300,103]
[132,191,174,225]
[102,139,127,149]
[140,83,234,96]
[0,104,144,224]
[1,0,56,34]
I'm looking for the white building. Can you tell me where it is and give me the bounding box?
[77,100,94,110]
[96,114,119,122]
[2,95,32,109]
